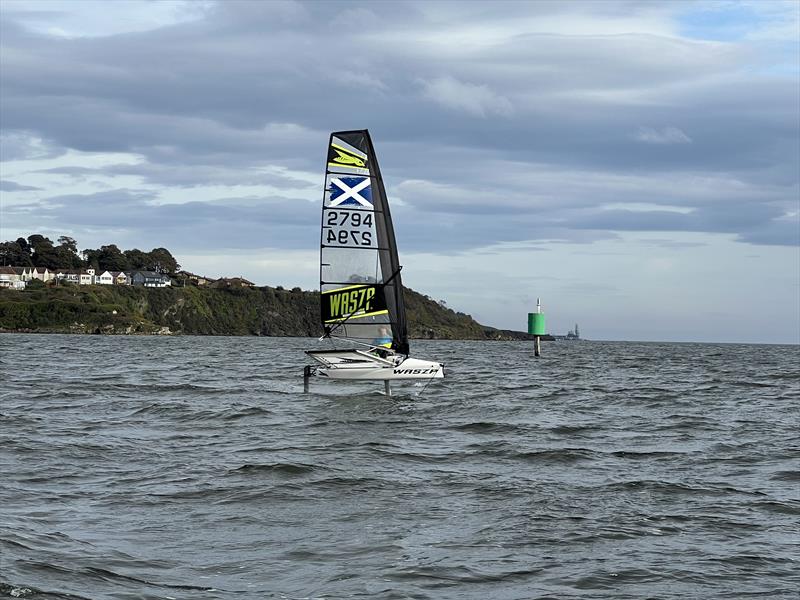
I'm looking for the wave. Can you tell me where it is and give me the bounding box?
[111,382,230,395]
[387,564,542,584]
[230,462,316,476]
[489,447,597,464]
[83,567,217,592]
[750,499,800,516]
[771,470,800,482]
[607,450,687,459]
[548,424,602,435]
[0,581,93,600]
[450,421,522,434]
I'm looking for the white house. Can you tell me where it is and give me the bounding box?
[30,267,55,282]
[95,270,114,285]
[60,269,93,284]
[8,267,34,281]
[75,268,94,285]
[0,267,26,289]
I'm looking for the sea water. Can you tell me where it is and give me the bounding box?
[1,334,798,599]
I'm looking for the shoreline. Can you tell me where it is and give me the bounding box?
[0,327,538,341]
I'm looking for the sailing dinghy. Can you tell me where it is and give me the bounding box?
[305,130,444,388]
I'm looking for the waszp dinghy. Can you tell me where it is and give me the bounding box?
[305,130,444,388]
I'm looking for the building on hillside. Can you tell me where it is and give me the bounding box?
[61,270,80,284]
[57,269,95,284]
[130,271,171,287]
[0,266,26,289]
[30,267,56,282]
[211,277,256,289]
[111,271,130,285]
[177,270,215,286]
[94,270,114,285]
[6,267,33,281]
[5,266,130,286]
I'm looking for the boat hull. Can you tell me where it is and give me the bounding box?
[306,350,444,380]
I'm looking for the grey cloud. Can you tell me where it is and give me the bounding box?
[420,77,514,117]
[2,185,608,255]
[39,162,318,190]
[0,179,41,191]
[634,238,708,249]
[0,130,65,161]
[2,189,319,251]
[738,219,800,247]
[567,200,798,247]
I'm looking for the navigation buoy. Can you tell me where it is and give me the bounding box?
[528,298,546,357]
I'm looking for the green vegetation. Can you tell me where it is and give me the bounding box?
[0,233,179,272]
[0,284,527,339]
[1,232,531,339]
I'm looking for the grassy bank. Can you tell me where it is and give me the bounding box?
[0,284,530,339]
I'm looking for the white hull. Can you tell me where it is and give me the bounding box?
[306,349,444,381]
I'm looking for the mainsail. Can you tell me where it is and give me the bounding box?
[319,130,409,355]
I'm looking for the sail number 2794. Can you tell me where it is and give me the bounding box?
[323,210,375,247]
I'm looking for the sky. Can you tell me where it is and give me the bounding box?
[0,0,798,343]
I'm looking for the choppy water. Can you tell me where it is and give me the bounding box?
[0,334,798,599]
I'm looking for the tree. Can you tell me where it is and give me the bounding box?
[51,246,83,269]
[26,234,82,269]
[83,248,101,269]
[147,247,180,274]
[15,237,30,255]
[97,245,129,271]
[0,240,33,266]
[52,236,83,268]
[5,235,183,274]
[27,234,54,255]
[124,248,149,270]
[26,234,60,268]
[57,236,78,253]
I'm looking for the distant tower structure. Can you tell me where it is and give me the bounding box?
[566,323,580,340]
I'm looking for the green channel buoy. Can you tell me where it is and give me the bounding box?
[528,298,546,357]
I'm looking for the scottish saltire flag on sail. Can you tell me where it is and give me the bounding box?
[329,177,372,207]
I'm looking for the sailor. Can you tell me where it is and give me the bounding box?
[372,326,393,357]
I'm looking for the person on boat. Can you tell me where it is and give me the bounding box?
[371,327,393,357]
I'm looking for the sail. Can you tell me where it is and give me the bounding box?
[319,130,409,355]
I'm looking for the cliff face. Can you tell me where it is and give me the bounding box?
[0,284,530,340]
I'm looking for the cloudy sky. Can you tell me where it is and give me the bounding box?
[1,0,798,343]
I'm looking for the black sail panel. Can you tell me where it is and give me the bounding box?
[319,130,409,355]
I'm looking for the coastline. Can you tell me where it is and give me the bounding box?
[0,285,536,341]
[0,326,537,340]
